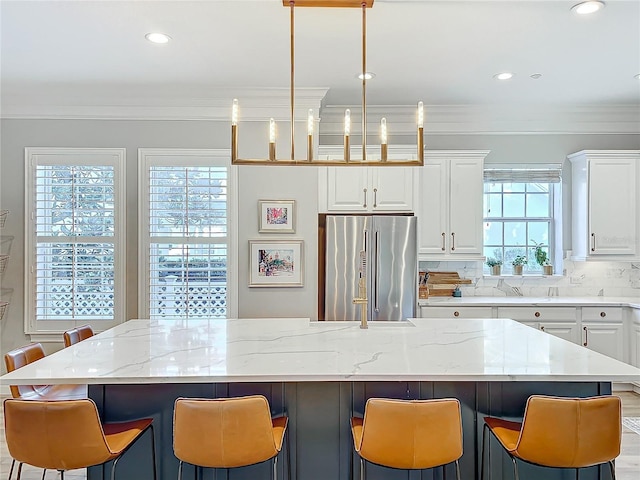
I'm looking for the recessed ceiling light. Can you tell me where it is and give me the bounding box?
[571,1,605,15]
[635,74,640,80]
[493,72,514,81]
[145,32,171,44]
[530,73,543,79]
[357,72,376,80]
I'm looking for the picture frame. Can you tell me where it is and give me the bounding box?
[258,200,296,233]
[249,240,304,287]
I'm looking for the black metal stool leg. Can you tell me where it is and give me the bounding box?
[481,422,489,480]
[454,459,461,480]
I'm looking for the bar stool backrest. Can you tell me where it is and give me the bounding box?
[357,398,463,470]
[3,398,115,470]
[173,395,281,468]
[3,343,46,398]
[63,325,94,347]
[515,395,622,468]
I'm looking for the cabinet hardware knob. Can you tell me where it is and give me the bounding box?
[534,311,540,318]
[600,311,606,317]
[540,325,545,331]
[583,326,588,346]
[453,311,460,317]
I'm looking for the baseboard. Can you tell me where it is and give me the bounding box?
[613,382,640,394]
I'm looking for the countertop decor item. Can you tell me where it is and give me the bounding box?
[231,0,423,166]
[532,240,553,275]
[426,271,472,296]
[511,255,527,275]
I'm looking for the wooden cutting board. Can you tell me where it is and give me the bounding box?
[426,271,472,296]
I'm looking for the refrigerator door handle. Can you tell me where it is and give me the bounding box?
[374,230,380,312]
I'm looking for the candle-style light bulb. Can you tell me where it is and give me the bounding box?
[417,101,424,129]
[269,118,276,144]
[232,99,239,126]
[344,109,351,136]
[380,118,387,145]
[307,109,314,136]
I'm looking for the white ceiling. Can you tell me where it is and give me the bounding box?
[1,0,639,117]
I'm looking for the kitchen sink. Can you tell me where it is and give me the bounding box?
[309,320,415,327]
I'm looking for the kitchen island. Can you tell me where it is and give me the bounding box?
[2,317,639,480]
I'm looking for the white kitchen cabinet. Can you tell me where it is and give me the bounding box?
[498,307,579,343]
[318,146,416,213]
[418,151,488,259]
[580,306,625,362]
[631,308,640,369]
[419,306,494,319]
[568,150,640,260]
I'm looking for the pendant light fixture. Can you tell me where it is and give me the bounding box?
[231,0,424,166]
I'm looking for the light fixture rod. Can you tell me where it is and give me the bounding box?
[361,1,367,162]
[290,1,296,161]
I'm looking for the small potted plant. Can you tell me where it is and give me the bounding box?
[532,241,553,275]
[511,255,527,275]
[486,257,503,276]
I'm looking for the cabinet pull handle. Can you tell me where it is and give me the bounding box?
[534,311,540,318]
[373,188,378,208]
[453,311,460,317]
[600,311,606,318]
[363,188,367,208]
[540,325,545,331]
[441,233,446,251]
[591,233,596,252]
[451,232,456,251]
[583,326,588,346]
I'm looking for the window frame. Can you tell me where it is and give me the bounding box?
[137,148,238,319]
[482,181,558,275]
[24,147,126,338]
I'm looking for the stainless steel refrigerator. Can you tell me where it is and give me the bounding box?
[324,215,417,321]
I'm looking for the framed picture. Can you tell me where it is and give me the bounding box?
[249,240,304,287]
[258,200,296,233]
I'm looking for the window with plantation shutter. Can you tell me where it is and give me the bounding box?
[138,149,237,319]
[25,148,125,335]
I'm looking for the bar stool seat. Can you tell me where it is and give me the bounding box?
[173,395,290,479]
[481,395,622,480]
[350,397,463,479]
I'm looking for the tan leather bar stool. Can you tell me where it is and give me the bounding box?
[63,324,94,347]
[4,343,86,479]
[3,398,157,480]
[350,397,463,480]
[173,395,290,480]
[481,395,622,480]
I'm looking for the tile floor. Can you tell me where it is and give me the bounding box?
[1,392,639,479]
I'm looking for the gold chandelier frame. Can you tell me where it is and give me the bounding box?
[231,0,424,166]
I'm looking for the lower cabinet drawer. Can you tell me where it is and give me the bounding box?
[581,306,623,322]
[420,306,494,318]
[497,307,577,322]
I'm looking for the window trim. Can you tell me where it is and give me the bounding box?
[24,147,126,337]
[137,148,238,319]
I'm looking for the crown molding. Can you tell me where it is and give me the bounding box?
[318,104,640,135]
[1,84,638,134]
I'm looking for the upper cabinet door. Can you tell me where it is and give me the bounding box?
[448,157,484,255]
[370,167,414,211]
[589,158,637,255]
[418,158,448,254]
[325,167,369,212]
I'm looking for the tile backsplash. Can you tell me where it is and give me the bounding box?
[419,260,640,298]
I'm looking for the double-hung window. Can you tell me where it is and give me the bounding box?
[138,149,237,319]
[483,165,562,274]
[25,148,125,336]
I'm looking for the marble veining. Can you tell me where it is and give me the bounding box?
[1,318,639,386]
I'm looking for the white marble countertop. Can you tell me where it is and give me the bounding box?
[418,296,640,308]
[1,318,639,385]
